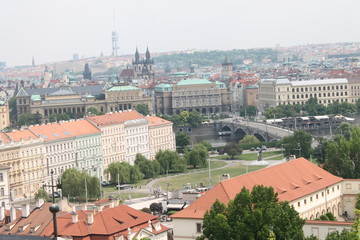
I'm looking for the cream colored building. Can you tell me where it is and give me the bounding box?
[0,101,10,130]
[0,164,10,209]
[258,78,350,111]
[146,116,176,160]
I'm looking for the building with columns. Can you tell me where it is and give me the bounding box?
[15,84,152,123]
[171,158,360,240]
[154,79,232,115]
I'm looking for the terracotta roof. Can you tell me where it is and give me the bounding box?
[29,124,75,141]
[41,204,168,238]
[5,129,38,142]
[120,69,134,77]
[171,158,343,219]
[145,116,172,127]
[86,110,144,126]
[59,120,101,136]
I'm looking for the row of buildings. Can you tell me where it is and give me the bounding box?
[0,110,176,207]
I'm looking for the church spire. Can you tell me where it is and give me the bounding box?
[32,56,35,67]
[145,46,151,62]
[135,47,140,63]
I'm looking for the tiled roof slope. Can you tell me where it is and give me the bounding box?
[145,116,172,127]
[86,110,144,126]
[172,158,343,219]
[59,120,101,136]
[41,204,168,238]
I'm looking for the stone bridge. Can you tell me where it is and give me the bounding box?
[215,119,294,142]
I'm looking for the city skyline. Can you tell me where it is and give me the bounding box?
[0,0,359,66]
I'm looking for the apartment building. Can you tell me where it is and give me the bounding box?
[258,78,350,111]
[146,116,176,160]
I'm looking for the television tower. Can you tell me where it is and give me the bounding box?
[112,14,119,56]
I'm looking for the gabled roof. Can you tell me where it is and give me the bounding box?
[16,88,29,97]
[5,129,38,142]
[28,124,75,141]
[59,120,101,137]
[171,158,343,219]
[87,111,144,126]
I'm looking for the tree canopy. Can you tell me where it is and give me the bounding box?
[105,162,143,184]
[134,153,160,179]
[223,142,242,159]
[161,110,203,127]
[186,143,208,168]
[200,185,305,240]
[155,150,187,174]
[17,113,42,127]
[325,127,360,178]
[61,168,100,200]
[281,130,312,158]
[176,132,191,148]
[239,135,260,145]
[135,104,150,116]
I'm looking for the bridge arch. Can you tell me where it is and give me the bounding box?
[221,126,232,132]
[234,128,246,141]
[253,133,266,142]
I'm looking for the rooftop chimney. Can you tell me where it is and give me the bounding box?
[0,206,5,221]
[21,204,30,218]
[10,206,16,222]
[71,212,78,223]
[87,212,94,225]
[95,204,104,212]
[36,198,44,208]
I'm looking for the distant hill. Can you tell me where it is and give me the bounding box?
[154,48,279,68]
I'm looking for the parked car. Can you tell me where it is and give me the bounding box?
[116,184,132,190]
[101,180,110,186]
[261,145,267,151]
[250,147,255,151]
[256,147,260,151]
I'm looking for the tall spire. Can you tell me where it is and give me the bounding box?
[111,12,119,56]
[32,56,35,67]
[145,46,151,62]
[135,47,140,63]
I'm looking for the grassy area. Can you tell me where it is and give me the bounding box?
[210,150,282,161]
[154,162,264,191]
[266,155,284,160]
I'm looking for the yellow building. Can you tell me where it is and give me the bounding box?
[146,116,176,160]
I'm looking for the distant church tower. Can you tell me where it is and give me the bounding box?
[132,47,154,80]
[43,65,52,87]
[32,57,35,67]
[221,55,233,77]
[111,15,119,56]
[83,63,92,80]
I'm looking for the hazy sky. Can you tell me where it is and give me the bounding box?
[0,0,358,66]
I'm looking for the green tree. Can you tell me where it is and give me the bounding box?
[356,194,360,210]
[61,168,100,199]
[201,185,306,240]
[34,189,50,202]
[325,229,358,240]
[188,111,203,127]
[336,122,354,140]
[240,105,257,117]
[325,127,360,178]
[187,144,208,168]
[135,104,150,116]
[282,130,312,158]
[198,141,212,151]
[17,113,41,127]
[223,142,242,159]
[86,107,100,115]
[134,153,158,179]
[312,137,328,164]
[49,113,71,122]
[176,132,191,148]
[9,97,17,121]
[155,150,186,174]
[105,162,144,184]
[239,135,260,145]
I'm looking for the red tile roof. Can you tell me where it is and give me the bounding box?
[5,129,38,142]
[145,116,172,127]
[86,110,144,126]
[120,69,134,77]
[59,120,101,136]
[171,158,343,219]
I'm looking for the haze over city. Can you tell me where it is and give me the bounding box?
[1,0,359,66]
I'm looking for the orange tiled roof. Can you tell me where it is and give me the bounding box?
[5,129,38,142]
[41,204,168,238]
[59,120,101,136]
[87,110,144,126]
[171,158,343,219]
[29,123,75,141]
[145,116,172,127]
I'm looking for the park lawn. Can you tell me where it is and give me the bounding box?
[101,187,149,200]
[266,155,284,160]
[210,155,241,160]
[240,151,282,161]
[154,162,264,191]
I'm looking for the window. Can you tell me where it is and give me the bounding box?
[0,173,3,182]
[297,202,300,207]
[196,223,202,233]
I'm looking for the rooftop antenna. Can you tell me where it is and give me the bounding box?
[111,10,119,56]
